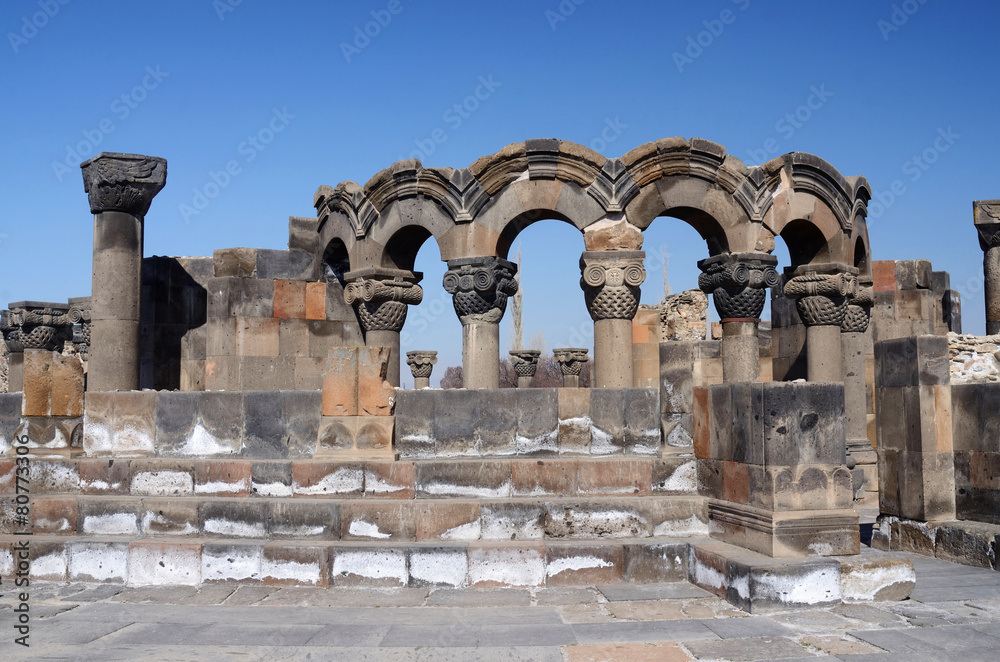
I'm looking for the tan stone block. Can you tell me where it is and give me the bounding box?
[358,346,395,416]
[545,544,624,586]
[291,461,364,496]
[294,356,324,390]
[204,355,240,391]
[322,347,358,416]
[356,416,394,449]
[195,461,252,496]
[934,385,953,452]
[30,497,77,534]
[511,460,578,497]
[262,545,328,586]
[692,387,710,459]
[274,279,307,319]
[237,317,280,357]
[721,461,749,504]
[305,282,327,320]
[364,462,415,499]
[318,416,357,452]
[128,541,202,586]
[577,460,651,496]
[558,387,590,420]
[415,502,481,541]
[341,502,415,540]
[564,643,692,662]
[50,354,84,417]
[22,349,53,416]
[278,318,311,357]
[139,499,199,536]
[468,544,545,587]
[180,360,205,391]
[79,459,131,495]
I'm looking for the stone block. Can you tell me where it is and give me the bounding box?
[27,459,80,494]
[240,355,297,390]
[292,461,364,496]
[358,346,395,416]
[199,500,268,538]
[544,501,650,538]
[415,501,481,541]
[155,392,243,457]
[653,457,698,494]
[317,417,354,452]
[729,383,763,465]
[317,416,394,456]
[322,347,358,416]
[213,248,258,278]
[545,543,623,586]
[29,497,77,534]
[308,320,348,358]
[468,545,545,587]
[180,360,206,391]
[129,460,195,496]
[408,547,468,587]
[341,501,414,540]
[589,388,625,455]
[84,391,157,457]
[68,542,129,583]
[244,390,320,459]
[350,414,393,452]
[235,317,279,357]
[294,356,324,390]
[268,501,339,539]
[624,388,660,455]
[79,459,131,495]
[557,388,591,454]
[195,460,252,496]
[202,543,262,583]
[515,388,558,455]
[250,462,292,497]
[722,461,750,505]
[761,382,846,466]
[692,387,710,459]
[274,279,307,319]
[393,389,436,458]
[140,499,199,536]
[660,342,695,414]
[0,393,22,454]
[305,282,327,320]
[262,544,328,586]
[364,462,415,499]
[207,277,274,318]
[431,390,479,456]
[416,461,512,499]
[331,548,407,587]
[663,413,693,450]
[577,459,651,496]
[29,542,67,581]
[706,385,733,461]
[257,249,316,281]
[511,459,577,497]
[623,543,688,583]
[476,389,517,455]
[128,541,202,586]
[278,318,311,357]
[727,557,842,613]
[78,499,141,535]
[480,503,545,540]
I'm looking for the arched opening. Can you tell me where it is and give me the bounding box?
[780,219,830,268]
[382,225,434,272]
[660,207,730,256]
[496,210,577,261]
[323,238,350,285]
[854,235,869,276]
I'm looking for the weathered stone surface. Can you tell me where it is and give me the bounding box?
[262,544,328,586]
[589,388,625,455]
[516,388,559,454]
[84,391,157,457]
[839,557,915,602]
[331,547,407,587]
[292,461,364,496]
[156,392,243,456]
[408,547,468,587]
[243,390,320,459]
[416,461,512,499]
[268,501,339,539]
[545,543,623,585]
[557,388,591,454]
[623,542,689,583]
[624,388,660,454]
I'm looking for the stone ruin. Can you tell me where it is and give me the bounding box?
[0,139,993,612]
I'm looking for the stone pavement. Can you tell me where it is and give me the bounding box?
[0,551,998,661]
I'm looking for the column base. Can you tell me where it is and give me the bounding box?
[709,499,860,557]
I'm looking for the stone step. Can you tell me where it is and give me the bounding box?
[1,495,708,542]
[0,456,699,500]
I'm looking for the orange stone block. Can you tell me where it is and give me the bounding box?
[721,460,749,504]
[50,354,85,417]
[305,282,327,320]
[22,349,53,417]
[357,346,395,416]
[322,347,358,416]
[692,387,710,459]
[273,279,307,319]
[873,260,896,291]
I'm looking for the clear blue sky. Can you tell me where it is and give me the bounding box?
[2,0,998,377]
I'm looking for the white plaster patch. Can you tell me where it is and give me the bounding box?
[628,432,661,455]
[0,547,13,576]
[409,550,467,587]
[83,512,139,536]
[755,566,841,605]
[364,472,407,496]
[196,479,248,495]
[131,471,194,496]
[270,524,326,537]
[81,478,123,493]
[481,512,543,540]
[117,420,155,455]
[252,480,293,497]
[515,431,558,455]
[348,520,392,539]
[69,544,128,582]
[202,547,261,582]
[841,562,916,602]
[807,542,835,556]
[440,519,482,541]
[657,461,698,493]
[36,517,72,532]
[422,480,512,499]
[294,467,364,495]
[553,508,646,538]
[30,551,67,579]
[653,515,709,536]
[33,463,79,491]
[468,547,545,587]
[204,518,266,538]
[730,571,750,600]
[691,558,725,592]
[261,557,322,585]
[141,512,197,536]
[589,426,618,455]
[546,555,613,578]
[128,545,201,586]
[177,421,238,456]
[332,550,407,584]
[82,420,112,454]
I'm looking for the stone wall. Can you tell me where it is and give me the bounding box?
[0,350,7,393]
[948,332,1000,383]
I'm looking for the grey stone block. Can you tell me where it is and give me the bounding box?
[515,388,558,455]
[476,389,516,455]
[394,389,436,458]
[415,461,512,498]
[624,388,660,454]
[730,383,763,465]
[659,341,695,414]
[256,248,317,281]
[243,391,320,459]
[250,462,293,497]
[199,500,268,538]
[267,501,339,539]
[623,543,689,582]
[762,382,845,466]
[432,390,479,456]
[590,388,625,454]
[481,503,545,540]
[207,277,274,318]
[77,499,142,535]
[0,393,22,452]
[725,557,842,613]
[157,392,244,456]
[876,338,918,388]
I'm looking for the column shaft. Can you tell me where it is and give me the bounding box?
[463,321,500,389]
[985,246,1000,335]
[841,331,868,442]
[594,318,632,388]
[721,321,759,382]
[806,325,843,382]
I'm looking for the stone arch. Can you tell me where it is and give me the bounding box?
[322,237,351,285]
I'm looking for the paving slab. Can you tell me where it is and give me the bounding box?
[104,621,329,647]
[699,616,796,639]
[534,587,600,605]
[379,623,578,648]
[571,620,717,644]
[681,636,814,661]
[426,588,532,607]
[597,583,713,601]
[847,628,947,653]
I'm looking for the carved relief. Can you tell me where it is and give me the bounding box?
[405,350,438,379]
[698,253,779,321]
[344,275,423,333]
[443,257,518,324]
[784,269,858,327]
[80,153,167,216]
[580,251,646,321]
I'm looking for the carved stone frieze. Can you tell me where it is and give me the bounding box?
[0,301,84,353]
[508,349,541,377]
[697,253,779,321]
[579,251,646,321]
[784,268,858,327]
[552,348,589,376]
[80,153,167,216]
[405,350,438,379]
[443,257,518,325]
[344,270,423,333]
[841,283,874,334]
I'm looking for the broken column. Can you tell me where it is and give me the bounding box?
[344,268,423,387]
[508,349,540,387]
[784,264,857,382]
[553,348,588,387]
[698,253,778,382]
[443,257,517,389]
[580,251,645,387]
[405,350,437,389]
[841,279,874,494]
[973,200,1000,334]
[80,153,167,392]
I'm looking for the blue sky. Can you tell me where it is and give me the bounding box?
[2,0,998,379]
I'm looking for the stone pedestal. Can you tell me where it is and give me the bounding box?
[405,350,437,389]
[344,268,423,388]
[553,348,588,388]
[784,265,857,383]
[444,257,517,390]
[698,253,778,383]
[841,282,874,495]
[580,250,645,388]
[509,349,540,388]
[81,153,166,392]
[973,202,1000,334]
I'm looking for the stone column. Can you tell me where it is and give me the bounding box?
[344,268,423,387]
[698,253,779,383]
[580,251,645,388]
[841,280,874,493]
[405,350,437,389]
[784,265,858,382]
[509,349,540,388]
[443,257,517,389]
[0,309,23,392]
[553,348,588,387]
[80,153,166,392]
[973,202,1000,334]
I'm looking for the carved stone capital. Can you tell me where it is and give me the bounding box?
[697,253,779,321]
[580,251,645,321]
[443,257,518,324]
[80,152,167,216]
[405,350,438,379]
[784,267,858,327]
[1,301,79,353]
[841,283,873,333]
[509,349,541,377]
[344,269,423,333]
[553,348,589,376]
